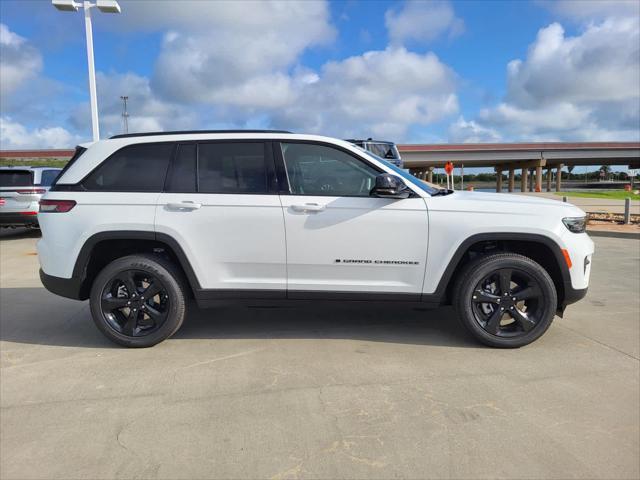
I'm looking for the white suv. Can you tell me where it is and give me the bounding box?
[37,131,594,348]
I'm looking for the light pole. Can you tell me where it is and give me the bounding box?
[52,0,121,142]
[120,95,129,134]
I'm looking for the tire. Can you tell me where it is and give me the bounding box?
[89,254,187,347]
[453,253,557,348]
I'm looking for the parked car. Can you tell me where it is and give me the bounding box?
[346,138,403,167]
[37,130,593,348]
[0,166,62,228]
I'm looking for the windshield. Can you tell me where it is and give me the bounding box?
[356,148,441,195]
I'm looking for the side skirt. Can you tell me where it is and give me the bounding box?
[194,289,442,309]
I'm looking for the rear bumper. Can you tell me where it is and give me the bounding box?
[0,212,39,227]
[39,269,84,300]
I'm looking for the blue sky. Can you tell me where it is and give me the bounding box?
[0,0,638,148]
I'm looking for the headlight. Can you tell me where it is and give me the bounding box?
[562,216,586,233]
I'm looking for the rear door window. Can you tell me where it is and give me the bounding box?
[83,143,173,191]
[197,142,270,194]
[0,170,33,187]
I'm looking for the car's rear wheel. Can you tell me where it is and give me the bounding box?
[453,253,557,348]
[89,254,186,347]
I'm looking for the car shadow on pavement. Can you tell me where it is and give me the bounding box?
[0,288,477,349]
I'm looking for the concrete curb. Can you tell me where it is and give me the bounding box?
[587,229,640,240]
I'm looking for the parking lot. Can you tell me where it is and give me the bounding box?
[0,229,638,480]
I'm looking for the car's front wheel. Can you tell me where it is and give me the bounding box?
[453,253,557,348]
[89,254,187,347]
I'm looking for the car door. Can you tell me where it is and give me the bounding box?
[155,140,286,297]
[277,141,429,299]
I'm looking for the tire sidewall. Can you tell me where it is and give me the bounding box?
[455,255,558,348]
[90,255,185,348]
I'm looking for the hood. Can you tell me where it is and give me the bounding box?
[428,190,586,217]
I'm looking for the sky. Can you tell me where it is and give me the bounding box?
[0,0,639,149]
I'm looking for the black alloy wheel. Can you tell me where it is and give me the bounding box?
[471,268,542,337]
[453,253,557,348]
[100,270,169,337]
[90,254,186,347]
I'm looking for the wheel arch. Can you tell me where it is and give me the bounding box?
[74,231,201,300]
[432,233,571,310]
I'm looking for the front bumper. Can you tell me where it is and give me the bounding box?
[0,212,39,227]
[559,284,588,313]
[39,269,84,300]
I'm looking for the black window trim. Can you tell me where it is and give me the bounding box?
[163,142,192,193]
[274,140,388,198]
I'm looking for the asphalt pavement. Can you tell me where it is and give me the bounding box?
[1,228,638,479]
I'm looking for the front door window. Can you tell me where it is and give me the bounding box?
[281,143,379,197]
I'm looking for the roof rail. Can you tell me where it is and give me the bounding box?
[110,129,293,139]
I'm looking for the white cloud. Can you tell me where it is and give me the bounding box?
[69,72,199,137]
[0,23,42,97]
[449,116,501,143]
[0,117,82,149]
[454,15,640,142]
[541,0,640,21]
[1,2,462,145]
[505,20,639,107]
[88,47,459,141]
[274,47,459,139]
[137,1,335,107]
[385,1,464,45]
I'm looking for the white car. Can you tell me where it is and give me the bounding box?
[0,166,62,228]
[37,131,594,348]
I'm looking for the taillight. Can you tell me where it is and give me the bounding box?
[16,188,47,194]
[39,200,76,213]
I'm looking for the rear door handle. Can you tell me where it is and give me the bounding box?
[291,203,325,213]
[166,201,201,211]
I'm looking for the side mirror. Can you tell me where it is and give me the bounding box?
[370,173,411,199]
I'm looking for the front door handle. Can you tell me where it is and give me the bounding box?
[166,201,201,211]
[291,203,325,213]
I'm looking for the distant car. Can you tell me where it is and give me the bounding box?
[0,166,62,228]
[346,138,403,167]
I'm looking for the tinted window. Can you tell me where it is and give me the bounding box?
[281,143,379,196]
[198,142,268,194]
[38,170,61,186]
[83,143,173,191]
[366,142,399,160]
[0,170,33,187]
[166,144,196,192]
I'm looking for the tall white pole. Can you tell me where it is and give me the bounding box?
[84,1,100,141]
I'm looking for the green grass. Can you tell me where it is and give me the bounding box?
[0,159,69,168]
[555,190,640,200]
